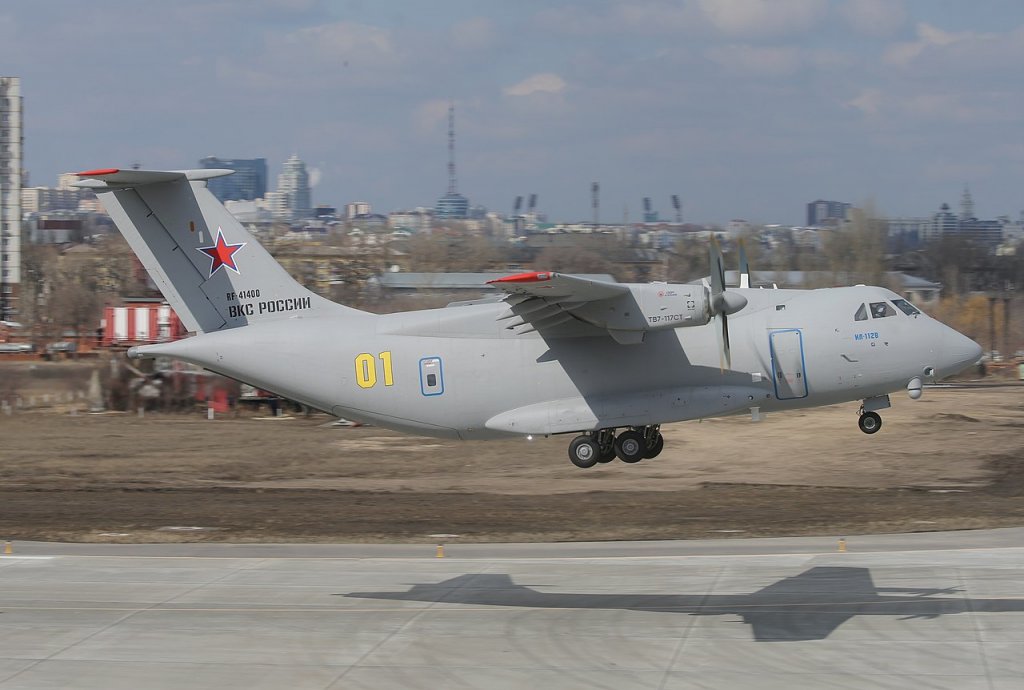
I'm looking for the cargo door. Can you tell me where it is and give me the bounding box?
[770,329,808,400]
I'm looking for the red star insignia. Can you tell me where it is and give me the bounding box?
[197,228,246,277]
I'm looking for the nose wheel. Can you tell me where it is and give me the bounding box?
[858,410,882,434]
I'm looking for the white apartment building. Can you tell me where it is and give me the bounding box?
[0,76,21,319]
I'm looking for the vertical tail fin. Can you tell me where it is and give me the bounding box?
[75,168,362,333]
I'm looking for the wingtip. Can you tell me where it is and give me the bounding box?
[487,271,553,285]
[76,168,120,177]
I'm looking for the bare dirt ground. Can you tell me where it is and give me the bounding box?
[0,383,1022,543]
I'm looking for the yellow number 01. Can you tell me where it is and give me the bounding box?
[355,351,394,389]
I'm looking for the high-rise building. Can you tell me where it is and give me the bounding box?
[276,154,312,221]
[199,156,267,202]
[959,185,975,223]
[806,199,851,227]
[0,77,22,320]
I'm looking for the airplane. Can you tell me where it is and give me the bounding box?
[74,168,982,467]
[342,567,1024,641]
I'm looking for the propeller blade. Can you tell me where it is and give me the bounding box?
[738,240,750,289]
[722,312,731,364]
[709,236,725,297]
[718,312,732,372]
[708,237,736,373]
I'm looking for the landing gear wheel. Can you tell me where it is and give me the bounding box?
[644,433,665,459]
[615,430,646,463]
[858,411,882,434]
[568,435,600,468]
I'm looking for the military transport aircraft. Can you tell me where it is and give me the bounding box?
[75,168,982,467]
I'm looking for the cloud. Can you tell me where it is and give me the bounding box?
[922,160,995,183]
[215,20,405,93]
[838,0,906,37]
[450,17,495,51]
[883,23,965,65]
[706,44,801,77]
[271,21,398,66]
[615,1,702,32]
[0,13,14,40]
[503,73,567,97]
[412,99,451,135]
[697,0,827,37]
[845,88,883,116]
[844,87,1018,126]
[882,23,1024,77]
[534,2,703,37]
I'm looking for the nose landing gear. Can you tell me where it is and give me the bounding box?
[567,426,664,468]
[857,395,890,435]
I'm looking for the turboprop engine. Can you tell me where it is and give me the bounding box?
[568,277,746,340]
[570,283,713,334]
[563,240,748,361]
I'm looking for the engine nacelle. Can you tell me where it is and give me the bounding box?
[634,283,711,331]
[568,283,710,335]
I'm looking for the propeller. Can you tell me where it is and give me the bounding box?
[708,237,748,371]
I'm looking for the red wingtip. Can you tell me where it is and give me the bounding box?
[487,271,552,285]
[76,168,120,177]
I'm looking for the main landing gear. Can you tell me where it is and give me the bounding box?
[567,426,664,468]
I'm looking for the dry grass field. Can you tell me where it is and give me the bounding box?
[0,376,1021,543]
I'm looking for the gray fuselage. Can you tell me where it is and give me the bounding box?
[148,284,980,440]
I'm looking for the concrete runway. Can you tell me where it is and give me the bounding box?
[1,529,1023,689]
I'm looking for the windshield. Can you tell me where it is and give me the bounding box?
[870,302,896,319]
[891,298,921,316]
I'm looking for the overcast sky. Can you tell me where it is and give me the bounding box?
[3,0,1023,225]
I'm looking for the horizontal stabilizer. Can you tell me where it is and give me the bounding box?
[73,168,234,189]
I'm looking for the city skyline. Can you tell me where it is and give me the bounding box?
[2,1,1024,225]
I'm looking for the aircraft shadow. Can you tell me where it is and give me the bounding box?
[342,566,1024,642]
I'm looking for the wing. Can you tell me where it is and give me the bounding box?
[487,271,638,340]
[487,270,718,344]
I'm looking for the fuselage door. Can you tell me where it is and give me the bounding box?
[770,329,808,400]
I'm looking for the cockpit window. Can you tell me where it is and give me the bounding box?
[854,304,868,321]
[870,302,896,319]
[891,298,921,316]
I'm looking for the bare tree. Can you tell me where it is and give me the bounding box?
[405,232,503,273]
[666,237,708,283]
[533,246,616,276]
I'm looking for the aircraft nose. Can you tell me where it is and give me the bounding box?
[937,327,982,378]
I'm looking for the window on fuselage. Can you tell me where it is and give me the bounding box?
[891,298,921,316]
[870,301,896,318]
[854,304,868,321]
